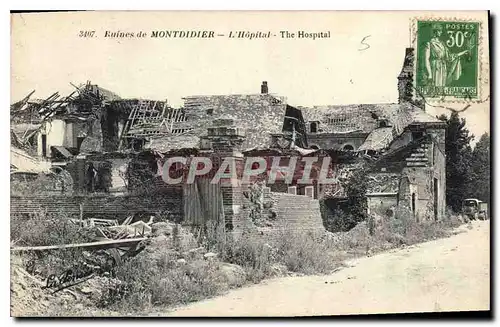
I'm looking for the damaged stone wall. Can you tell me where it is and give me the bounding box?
[366,125,446,222]
[307,132,368,150]
[367,195,398,220]
[226,182,324,236]
[80,115,104,153]
[100,106,121,152]
[366,172,400,194]
[10,193,183,221]
[178,94,288,151]
[428,128,446,153]
[223,183,255,234]
[387,130,413,151]
[240,182,278,232]
[34,113,110,158]
[37,119,66,157]
[431,131,446,220]
[399,129,446,222]
[365,172,400,221]
[259,192,325,234]
[11,171,73,196]
[399,167,443,222]
[108,158,130,194]
[319,161,364,199]
[301,105,379,134]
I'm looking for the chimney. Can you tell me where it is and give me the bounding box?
[261,81,268,94]
[397,48,414,104]
[397,48,425,109]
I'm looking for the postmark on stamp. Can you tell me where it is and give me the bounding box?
[414,19,480,101]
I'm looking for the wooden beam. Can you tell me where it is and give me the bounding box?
[10,237,147,252]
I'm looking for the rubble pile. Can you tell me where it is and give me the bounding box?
[10,255,121,316]
[10,216,245,315]
[243,182,277,228]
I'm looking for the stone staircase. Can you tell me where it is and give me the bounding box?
[405,143,429,167]
[271,192,325,232]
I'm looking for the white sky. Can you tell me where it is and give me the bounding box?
[10,11,490,139]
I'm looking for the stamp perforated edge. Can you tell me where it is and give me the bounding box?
[410,16,487,104]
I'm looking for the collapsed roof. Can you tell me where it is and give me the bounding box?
[301,102,444,152]
[10,82,123,149]
[144,93,289,152]
[11,77,445,156]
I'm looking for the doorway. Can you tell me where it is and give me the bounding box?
[412,192,417,222]
[433,178,439,221]
[77,136,85,152]
[41,134,47,157]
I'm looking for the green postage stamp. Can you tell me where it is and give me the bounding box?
[415,19,481,101]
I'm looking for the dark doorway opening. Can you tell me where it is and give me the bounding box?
[310,122,318,133]
[41,134,47,157]
[434,178,439,221]
[343,144,354,151]
[77,137,85,152]
[412,192,417,221]
[412,131,424,140]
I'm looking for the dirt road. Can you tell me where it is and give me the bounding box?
[167,221,490,317]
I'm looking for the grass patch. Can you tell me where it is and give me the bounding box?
[11,206,466,316]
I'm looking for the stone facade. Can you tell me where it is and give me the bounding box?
[172,93,289,151]
[176,117,325,234]
[301,48,447,222]
[307,132,368,151]
[11,49,447,230]
[368,128,446,222]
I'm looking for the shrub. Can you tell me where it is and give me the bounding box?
[442,207,467,227]
[328,204,467,258]
[11,210,93,247]
[273,228,340,274]
[109,252,228,310]
[320,165,369,233]
[203,222,274,283]
[11,210,96,278]
[12,201,467,314]
[377,206,464,246]
[11,173,58,196]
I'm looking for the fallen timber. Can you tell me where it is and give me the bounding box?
[10,237,147,252]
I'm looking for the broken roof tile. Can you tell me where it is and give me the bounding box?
[158,94,288,151]
[358,127,394,151]
[301,102,440,137]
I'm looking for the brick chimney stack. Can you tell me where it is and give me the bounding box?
[397,48,414,104]
[397,48,425,109]
[261,81,268,94]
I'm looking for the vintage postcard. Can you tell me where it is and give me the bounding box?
[10,11,490,317]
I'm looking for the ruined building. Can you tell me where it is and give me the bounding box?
[301,48,446,222]
[143,82,307,152]
[10,80,323,235]
[10,47,446,233]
